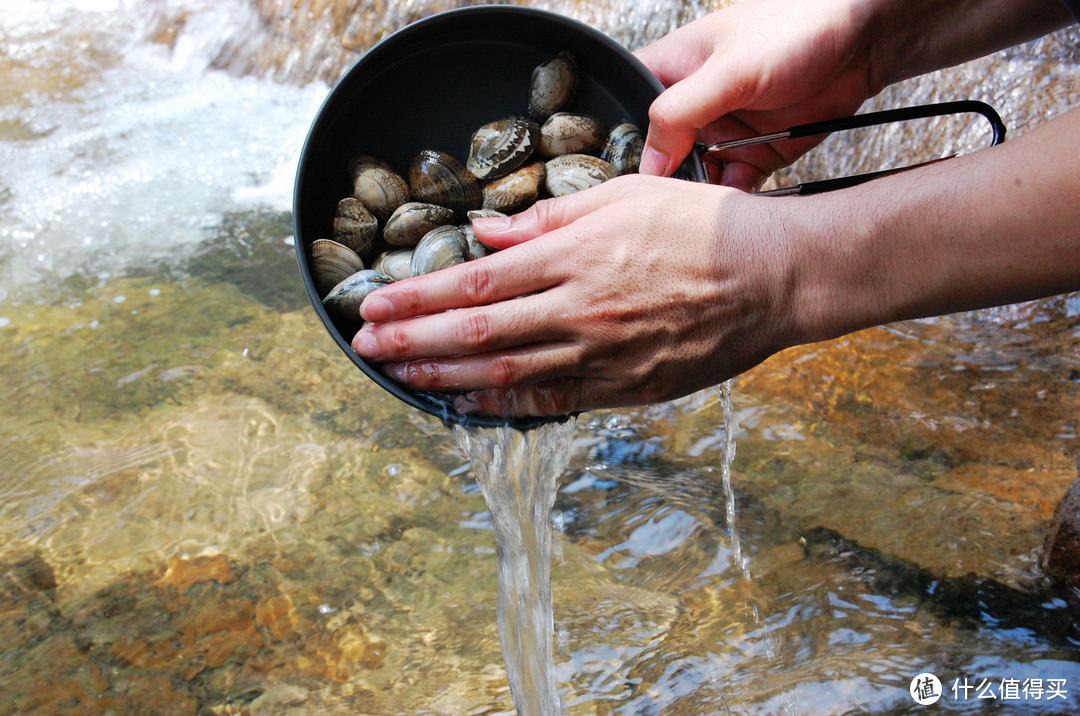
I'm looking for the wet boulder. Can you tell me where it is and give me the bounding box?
[1042,456,1080,588]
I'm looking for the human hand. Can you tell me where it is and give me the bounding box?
[351,175,799,419]
[635,0,882,188]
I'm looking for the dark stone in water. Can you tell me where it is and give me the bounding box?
[1043,455,1080,589]
[0,548,58,598]
[802,527,1080,646]
[155,209,308,312]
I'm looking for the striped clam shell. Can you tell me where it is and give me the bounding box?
[382,201,456,247]
[348,155,411,223]
[373,249,414,281]
[537,112,607,158]
[332,197,378,256]
[466,117,540,181]
[599,123,644,175]
[410,224,470,277]
[544,154,617,197]
[321,269,394,323]
[482,160,545,214]
[528,51,579,122]
[408,149,482,216]
[311,238,365,298]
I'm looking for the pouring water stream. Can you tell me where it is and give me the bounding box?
[452,382,749,714]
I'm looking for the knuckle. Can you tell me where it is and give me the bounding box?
[529,197,564,230]
[460,311,496,350]
[458,264,497,305]
[489,355,524,388]
[407,362,438,390]
[382,326,412,357]
[529,382,571,416]
[648,92,682,130]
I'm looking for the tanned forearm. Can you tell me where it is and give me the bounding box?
[866,0,1073,85]
[788,106,1080,344]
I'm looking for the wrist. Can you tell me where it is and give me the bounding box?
[772,192,877,347]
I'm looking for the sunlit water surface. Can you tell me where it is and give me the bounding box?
[1,0,1079,714]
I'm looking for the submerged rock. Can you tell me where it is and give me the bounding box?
[1043,457,1080,588]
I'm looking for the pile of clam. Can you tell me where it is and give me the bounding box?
[311,51,644,324]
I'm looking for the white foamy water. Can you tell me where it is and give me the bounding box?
[0,0,329,299]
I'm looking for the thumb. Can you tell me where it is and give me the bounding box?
[640,54,761,177]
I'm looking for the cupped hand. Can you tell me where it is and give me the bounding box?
[635,0,884,187]
[352,175,799,419]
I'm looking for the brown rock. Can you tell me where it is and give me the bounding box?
[153,553,235,593]
[255,593,297,641]
[1043,457,1080,587]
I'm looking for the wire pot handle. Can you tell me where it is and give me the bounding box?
[695,99,1007,195]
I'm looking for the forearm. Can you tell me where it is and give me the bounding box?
[867,0,1073,85]
[790,107,1080,343]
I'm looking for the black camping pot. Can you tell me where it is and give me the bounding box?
[293,5,706,430]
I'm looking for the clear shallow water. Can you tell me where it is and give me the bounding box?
[1,0,1078,714]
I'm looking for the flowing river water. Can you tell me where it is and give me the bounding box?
[2,0,1080,714]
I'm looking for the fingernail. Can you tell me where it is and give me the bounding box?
[359,294,391,322]
[471,215,512,233]
[385,363,408,382]
[352,329,378,356]
[639,146,670,176]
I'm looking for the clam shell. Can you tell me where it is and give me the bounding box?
[468,209,509,252]
[382,201,456,247]
[459,223,490,260]
[322,269,395,323]
[332,197,378,256]
[544,154,617,196]
[411,224,470,276]
[538,113,607,158]
[467,209,508,221]
[528,51,578,122]
[373,249,414,281]
[408,150,482,216]
[466,117,540,181]
[482,160,546,214]
[311,238,365,298]
[600,123,644,175]
[349,155,411,223]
